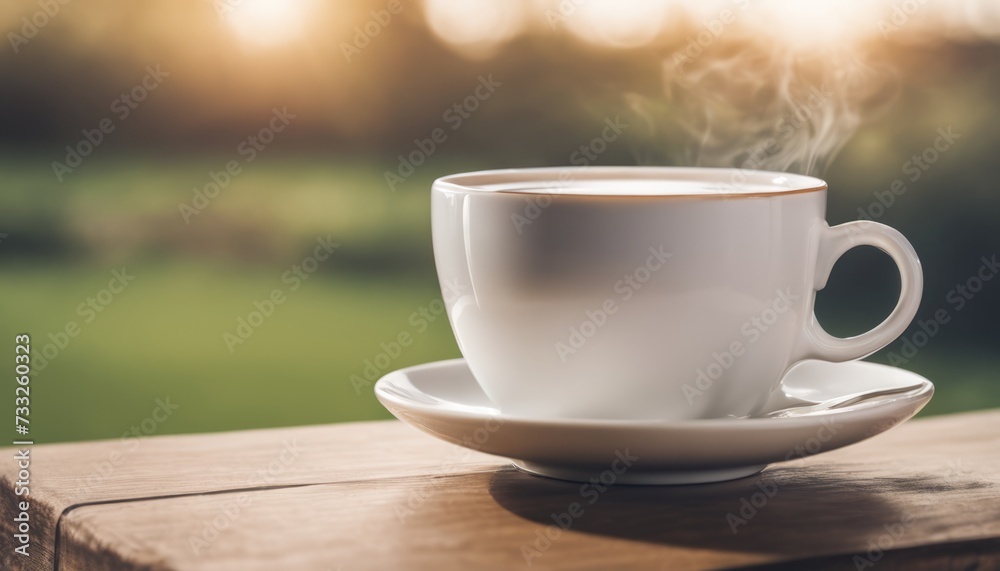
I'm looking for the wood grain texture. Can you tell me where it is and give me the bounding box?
[2,410,999,570]
[0,421,500,570]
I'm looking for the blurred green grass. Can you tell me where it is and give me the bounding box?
[1,155,997,443]
[1,262,462,442]
[0,154,471,443]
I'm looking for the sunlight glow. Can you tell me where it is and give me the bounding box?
[223,0,313,47]
[420,0,956,57]
[732,0,880,50]
[424,0,527,58]
[562,0,670,49]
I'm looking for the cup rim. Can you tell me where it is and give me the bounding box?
[433,166,827,198]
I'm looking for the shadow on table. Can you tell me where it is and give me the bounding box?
[487,464,986,555]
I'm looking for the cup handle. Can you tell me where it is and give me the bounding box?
[793,221,923,362]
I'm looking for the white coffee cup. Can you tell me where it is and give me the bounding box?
[431,167,922,421]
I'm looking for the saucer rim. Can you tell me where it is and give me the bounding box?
[374,358,934,430]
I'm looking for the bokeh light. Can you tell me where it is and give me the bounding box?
[561,0,671,49]
[223,0,315,47]
[750,0,882,50]
[423,0,527,58]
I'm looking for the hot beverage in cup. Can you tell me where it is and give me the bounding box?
[432,167,922,421]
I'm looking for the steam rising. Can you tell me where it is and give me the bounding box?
[657,36,897,177]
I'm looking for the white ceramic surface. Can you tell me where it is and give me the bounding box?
[432,167,923,421]
[375,358,934,485]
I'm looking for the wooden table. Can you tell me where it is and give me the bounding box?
[2,410,999,570]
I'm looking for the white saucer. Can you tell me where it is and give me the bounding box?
[375,359,933,485]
